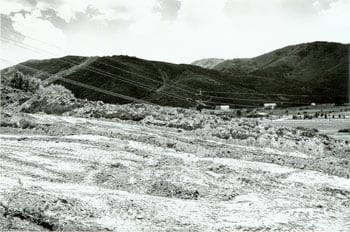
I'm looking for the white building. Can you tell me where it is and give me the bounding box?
[263,103,277,109]
[215,105,230,111]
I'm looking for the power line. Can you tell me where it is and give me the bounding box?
[202,90,326,97]
[209,95,312,104]
[1,38,196,104]
[59,56,195,103]
[1,26,199,94]
[1,58,154,104]
[1,57,253,108]
[1,26,61,50]
[95,58,198,95]
[1,37,196,103]
[2,30,335,99]
[56,55,199,98]
[2,35,327,106]
[205,100,258,108]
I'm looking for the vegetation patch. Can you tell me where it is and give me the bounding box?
[147,180,200,200]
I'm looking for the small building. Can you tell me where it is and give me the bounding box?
[263,103,277,110]
[257,112,269,117]
[215,105,230,111]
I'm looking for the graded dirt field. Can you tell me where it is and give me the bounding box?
[1,113,350,231]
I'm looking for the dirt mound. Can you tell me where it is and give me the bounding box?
[94,166,137,190]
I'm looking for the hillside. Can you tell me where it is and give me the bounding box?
[196,42,349,104]
[1,41,348,107]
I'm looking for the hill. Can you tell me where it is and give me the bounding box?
[195,41,349,104]
[1,41,348,107]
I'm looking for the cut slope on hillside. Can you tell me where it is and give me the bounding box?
[191,58,225,69]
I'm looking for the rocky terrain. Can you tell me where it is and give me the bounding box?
[0,83,350,231]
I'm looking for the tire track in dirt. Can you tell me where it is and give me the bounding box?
[1,114,350,231]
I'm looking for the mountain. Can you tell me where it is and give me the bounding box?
[191,58,225,69]
[1,41,349,107]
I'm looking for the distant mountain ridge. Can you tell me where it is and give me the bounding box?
[1,41,349,107]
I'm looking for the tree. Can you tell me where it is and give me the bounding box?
[9,71,42,93]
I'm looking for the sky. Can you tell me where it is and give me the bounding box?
[0,0,349,68]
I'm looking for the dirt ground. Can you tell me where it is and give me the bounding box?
[1,112,350,231]
[262,118,350,140]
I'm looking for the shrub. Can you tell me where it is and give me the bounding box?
[8,71,42,93]
[301,128,318,137]
[276,128,284,137]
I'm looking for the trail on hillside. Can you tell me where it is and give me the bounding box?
[155,69,168,93]
[43,57,98,85]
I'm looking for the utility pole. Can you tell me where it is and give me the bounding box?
[195,89,212,112]
[195,89,204,112]
[196,89,203,97]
